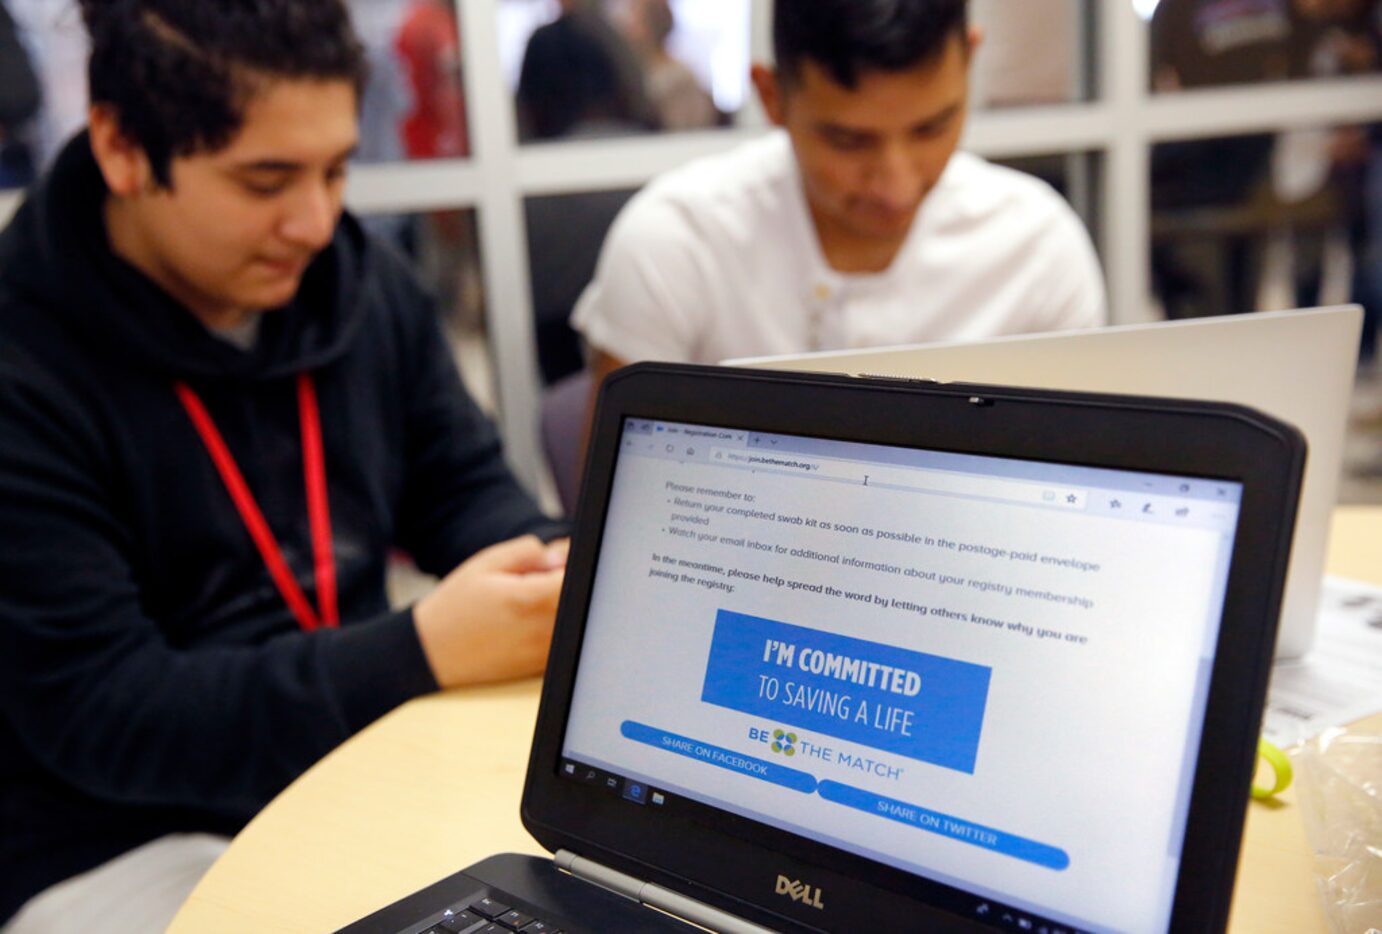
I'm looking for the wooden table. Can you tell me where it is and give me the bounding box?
[169,507,1382,933]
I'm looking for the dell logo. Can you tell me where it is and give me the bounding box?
[775,874,825,910]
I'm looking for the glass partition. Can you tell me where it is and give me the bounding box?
[363,207,494,409]
[971,0,1094,107]
[4,0,86,189]
[1149,124,1373,330]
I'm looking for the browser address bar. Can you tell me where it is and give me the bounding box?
[709,448,1087,509]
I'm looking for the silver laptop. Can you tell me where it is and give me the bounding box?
[728,306,1362,659]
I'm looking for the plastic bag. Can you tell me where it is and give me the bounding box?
[1291,728,1382,933]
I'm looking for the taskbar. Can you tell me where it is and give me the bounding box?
[554,756,1092,934]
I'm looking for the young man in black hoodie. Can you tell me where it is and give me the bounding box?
[0,2,568,929]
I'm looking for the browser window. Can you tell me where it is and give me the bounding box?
[561,418,1243,933]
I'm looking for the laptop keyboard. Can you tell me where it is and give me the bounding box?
[416,891,564,934]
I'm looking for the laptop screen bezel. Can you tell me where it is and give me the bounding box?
[521,363,1303,934]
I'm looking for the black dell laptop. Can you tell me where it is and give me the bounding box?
[341,363,1304,934]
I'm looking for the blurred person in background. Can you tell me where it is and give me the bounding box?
[394,0,482,329]
[621,0,719,131]
[516,0,656,141]
[574,0,1105,387]
[396,0,468,159]
[1148,0,1298,319]
[0,2,566,931]
[1288,0,1380,366]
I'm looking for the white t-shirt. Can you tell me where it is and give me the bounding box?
[572,132,1106,365]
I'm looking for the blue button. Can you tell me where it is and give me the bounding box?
[817,781,1069,870]
[622,780,648,804]
[621,721,818,793]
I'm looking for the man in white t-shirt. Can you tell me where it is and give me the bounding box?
[573,0,1106,382]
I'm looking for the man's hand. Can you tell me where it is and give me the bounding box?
[413,535,569,688]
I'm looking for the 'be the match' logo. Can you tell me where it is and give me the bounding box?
[771,728,797,756]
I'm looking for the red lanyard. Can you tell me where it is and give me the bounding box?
[174,373,339,632]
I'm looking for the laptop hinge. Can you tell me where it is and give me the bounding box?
[554,850,777,934]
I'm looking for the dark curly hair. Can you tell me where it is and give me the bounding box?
[773,0,968,90]
[78,0,367,187]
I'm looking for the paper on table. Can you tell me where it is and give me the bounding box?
[1263,576,1382,747]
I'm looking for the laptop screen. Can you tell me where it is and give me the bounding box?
[559,417,1243,934]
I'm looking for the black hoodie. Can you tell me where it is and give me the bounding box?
[0,134,562,921]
